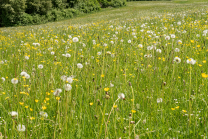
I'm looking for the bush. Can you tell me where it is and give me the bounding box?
[16,12,34,25]
[51,9,65,21]
[74,0,101,13]
[110,0,126,7]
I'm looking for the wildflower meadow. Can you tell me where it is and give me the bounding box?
[0,1,208,138]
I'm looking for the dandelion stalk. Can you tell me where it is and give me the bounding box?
[189,65,192,125]
[105,98,119,137]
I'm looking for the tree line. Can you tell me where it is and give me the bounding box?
[0,0,126,27]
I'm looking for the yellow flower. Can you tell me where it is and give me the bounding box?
[171,108,175,110]
[2,92,5,95]
[202,73,208,78]
[30,117,35,120]
[25,106,29,108]
[131,110,136,113]
[101,74,105,77]
[113,105,117,108]
[30,108,33,111]
[45,98,49,101]
[202,60,206,63]
[5,97,9,100]
[191,40,194,43]
[104,87,109,92]
[182,110,187,112]
[89,103,93,106]
[42,106,47,110]
[19,102,24,105]
[56,97,60,100]
[198,64,202,67]
[35,99,39,103]
[175,106,179,109]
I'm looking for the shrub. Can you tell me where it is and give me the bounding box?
[16,12,34,25]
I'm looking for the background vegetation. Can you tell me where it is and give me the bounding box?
[0,0,126,27]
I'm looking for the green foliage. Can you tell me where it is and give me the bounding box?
[98,0,126,8]
[74,0,101,13]
[0,0,126,27]
[110,0,126,7]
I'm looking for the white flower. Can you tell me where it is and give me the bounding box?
[66,77,73,83]
[118,93,125,99]
[64,84,72,91]
[68,35,72,39]
[177,40,182,44]
[33,43,40,46]
[51,51,55,55]
[187,58,196,65]
[156,49,162,53]
[39,111,48,118]
[25,74,30,79]
[128,40,131,43]
[25,56,29,60]
[11,78,18,84]
[106,51,111,55]
[196,34,200,37]
[174,48,180,52]
[1,77,5,82]
[97,52,102,56]
[9,111,18,117]
[77,63,83,69]
[20,71,27,76]
[104,43,107,47]
[177,21,181,25]
[120,39,124,42]
[110,83,114,87]
[138,44,143,48]
[171,34,175,38]
[72,37,79,42]
[17,124,26,132]
[65,53,71,58]
[147,46,153,50]
[38,64,43,69]
[173,57,181,64]
[157,98,163,103]
[61,75,67,81]
[110,41,114,44]
[165,36,170,40]
[53,89,62,96]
